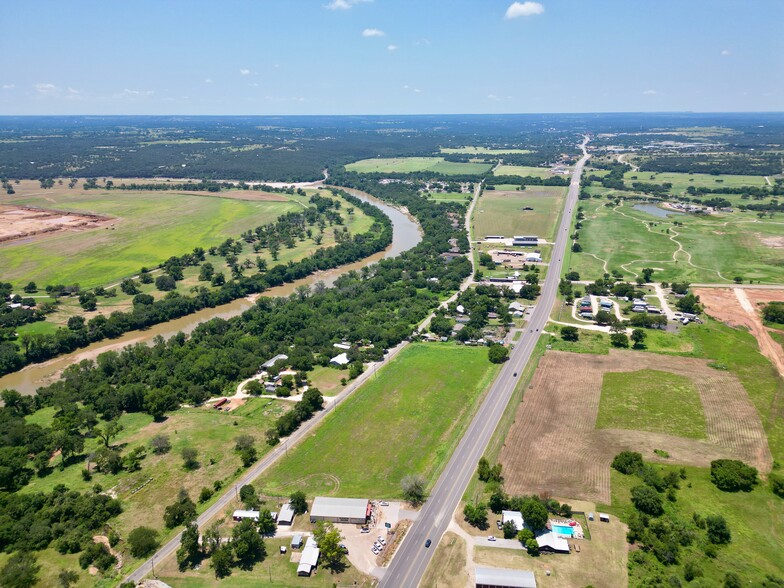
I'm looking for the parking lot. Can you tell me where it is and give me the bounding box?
[339,501,411,575]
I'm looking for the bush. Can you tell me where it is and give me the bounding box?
[128,526,160,558]
[612,451,644,475]
[525,538,540,555]
[706,515,731,544]
[561,326,579,342]
[684,561,703,582]
[487,344,509,364]
[710,459,758,492]
[631,485,663,516]
[770,472,784,498]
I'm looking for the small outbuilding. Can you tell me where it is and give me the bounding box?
[291,534,303,549]
[232,509,260,522]
[475,566,537,588]
[599,513,610,523]
[501,510,525,531]
[297,537,320,576]
[278,503,295,525]
[310,497,370,525]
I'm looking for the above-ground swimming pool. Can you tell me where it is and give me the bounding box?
[552,524,575,536]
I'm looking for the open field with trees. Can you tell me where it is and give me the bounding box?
[493,164,567,179]
[345,157,492,175]
[260,343,499,498]
[440,147,532,155]
[622,170,770,193]
[473,187,566,240]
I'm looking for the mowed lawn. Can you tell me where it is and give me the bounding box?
[597,369,707,439]
[0,190,300,288]
[623,170,768,194]
[260,343,499,498]
[345,157,492,175]
[473,187,566,240]
[494,164,566,179]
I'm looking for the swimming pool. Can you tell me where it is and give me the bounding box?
[552,524,574,536]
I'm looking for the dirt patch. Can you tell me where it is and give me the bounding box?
[0,205,113,245]
[759,235,784,249]
[695,287,784,382]
[499,350,771,503]
[93,534,123,570]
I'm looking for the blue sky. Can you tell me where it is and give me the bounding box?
[1,0,782,115]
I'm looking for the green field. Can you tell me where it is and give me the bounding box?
[345,157,492,175]
[494,164,566,179]
[260,343,498,498]
[624,170,769,193]
[0,190,302,288]
[440,146,532,155]
[426,191,472,203]
[597,369,707,439]
[473,187,566,240]
[570,199,784,283]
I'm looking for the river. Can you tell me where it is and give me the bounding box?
[0,190,422,395]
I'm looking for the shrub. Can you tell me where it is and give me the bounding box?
[706,514,731,544]
[612,451,644,475]
[631,485,663,516]
[769,472,784,498]
[710,459,758,492]
[128,526,160,558]
[561,326,579,342]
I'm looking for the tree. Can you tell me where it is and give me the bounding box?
[164,489,197,528]
[290,490,308,515]
[235,435,257,467]
[232,519,266,570]
[155,275,176,291]
[762,302,784,324]
[181,447,199,470]
[401,474,427,506]
[710,459,758,492]
[177,523,201,571]
[706,515,731,544]
[610,333,629,348]
[571,242,582,252]
[67,316,85,331]
[594,310,612,325]
[770,472,784,498]
[642,268,655,282]
[631,485,663,516]
[463,502,488,528]
[150,434,171,455]
[724,573,742,588]
[525,538,540,555]
[314,521,346,572]
[257,509,277,536]
[0,552,40,588]
[23,282,37,294]
[96,418,123,448]
[612,451,643,475]
[429,316,453,338]
[517,528,534,545]
[630,329,647,349]
[239,485,258,508]
[128,526,160,558]
[675,293,701,314]
[561,326,579,342]
[487,344,509,364]
[520,499,548,531]
[684,561,703,582]
[502,521,518,539]
[57,570,79,588]
[211,544,234,579]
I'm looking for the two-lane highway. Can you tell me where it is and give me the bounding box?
[379,137,590,588]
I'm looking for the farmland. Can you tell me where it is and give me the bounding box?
[494,164,568,179]
[472,186,566,240]
[345,157,492,175]
[260,343,499,498]
[570,198,784,283]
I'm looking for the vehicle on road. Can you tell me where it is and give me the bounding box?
[513,372,517,377]
[380,501,389,506]
[425,539,432,548]
[488,535,496,541]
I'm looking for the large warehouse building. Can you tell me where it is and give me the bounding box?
[309,496,370,525]
[475,567,537,588]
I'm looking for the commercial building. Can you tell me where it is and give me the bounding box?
[513,235,539,247]
[309,497,370,525]
[475,566,537,588]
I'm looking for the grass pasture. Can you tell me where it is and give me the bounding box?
[345,156,492,175]
[624,170,769,193]
[426,191,472,203]
[473,187,566,240]
[494,164,566,179]
[597,369,707,439]
[260,343,499,498]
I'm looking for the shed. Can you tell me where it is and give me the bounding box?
[278,503,295,525]
[291,534,303,549]
[501,510,525,531]
[475,566,537,588]
[262,354,288,369]
[330,352,350,366]
[535,531,570,554]
[297,537,320,576]
[333,342,351,350]
[310,497,369,525]
[232,509,260,522]
[599,513,610,523]
[588,512,594,521]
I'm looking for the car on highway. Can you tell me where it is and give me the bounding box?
[425,539,432,548]
[513,372,517,377]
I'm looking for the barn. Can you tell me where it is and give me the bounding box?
[309,497,370,525]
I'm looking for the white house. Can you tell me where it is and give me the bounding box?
[502,510,525,531]
[330,353,350,366]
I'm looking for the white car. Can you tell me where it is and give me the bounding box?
[380,501,389,506]
[371,547,379,555]
[379,538,386,546]
[488,536,496,542]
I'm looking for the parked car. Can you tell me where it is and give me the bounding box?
[361,527,370,533]
[496,520,502,529]
[379,538,386,546]
[488,536,496,542]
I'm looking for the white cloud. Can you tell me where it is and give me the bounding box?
[240,69,251,76]
[324,0,370,9]
[362,28,385,37]
[721,49,731,56]
[402,85,410,89]
[413,38,431,46]
[643,89,658,95]
[2,83,15,90]
[114,88,154,99]
[204,78,214,84]
[387,44,398,51]
[34,83,58,94]
[487,94,511,102]
[413,88,422,93]
[504,1,544,19]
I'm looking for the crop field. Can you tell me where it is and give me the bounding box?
[597,369,707,439]
[570,199,784,283]
[493,164,567,179]
[624,170,769,193]
[344,157,492,175]
[0,188,302,288]
[498,350,771,503]
[472,187,566,240]
[440,146,532,154]
[260,343,498,498]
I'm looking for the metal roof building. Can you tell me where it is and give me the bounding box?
[475,566,537,588]
[310,496,370,525]
[297,537,320,576]
[502,510,525,531]
[278,503,295,525]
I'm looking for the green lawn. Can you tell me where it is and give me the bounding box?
[494,164,566,179]
[426,191,472,203]
[597,369,707,439]
[623,170,768,194]
[260,343,499,498]
[440,147,532,155]
[345,157,492,175]
[473,187,566,240]
[0,190,302,288]
[571,199,784,283]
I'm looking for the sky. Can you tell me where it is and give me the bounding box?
[1,0,782,115]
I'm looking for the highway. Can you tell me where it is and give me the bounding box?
[378,136,590,588]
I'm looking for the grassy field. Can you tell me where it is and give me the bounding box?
[597,369,707,439]
[426,191,472,203]
[494,164,566,179]
[623,170,769,193]
[570,199,784,283]
[473,187,566,240]
[260,343,499,498]
[0,190,302,288]
[440,146,532,155]
[421,532,469,588]
[345,157,492,175]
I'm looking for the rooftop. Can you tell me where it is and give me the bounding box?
[475,566,537,588]
[310,496,369,520]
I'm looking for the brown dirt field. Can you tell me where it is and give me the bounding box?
[0,205,112,244]
[499,350,771,503]
[695,287,784,382]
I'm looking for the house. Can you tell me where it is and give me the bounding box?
[513,235,539,247]
[509,302,526,313]
[297,537,320,576]
[264,382,277,394]
[291,534,303,549]
[330,353,350,366]
[456,304,466,314]
[232,510,260,522]
[524,252,542,263]
[278,503,295,525]
[535,531,570,553]
[310,497,370,525]
[631,306,647,313]
[475,567,537,588]
[333,342,351,350]
[501,510,525,531]
[262,354,288,369]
